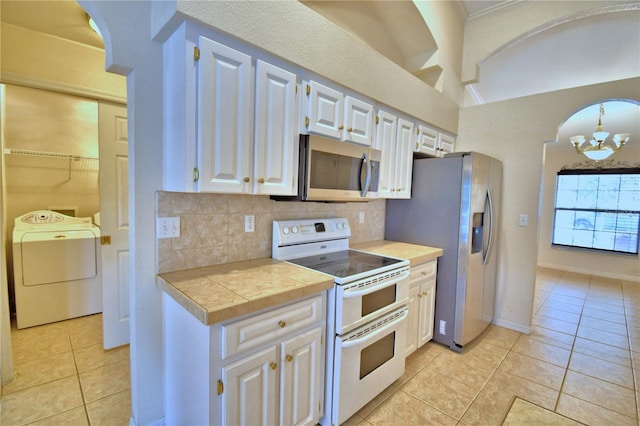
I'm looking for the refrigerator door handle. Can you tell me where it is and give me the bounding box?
[483,188,495,265]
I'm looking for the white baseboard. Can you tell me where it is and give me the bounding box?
[492,318,531,335]
[537,263,640,283]
[129,417,164,426]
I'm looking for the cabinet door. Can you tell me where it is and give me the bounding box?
[220,346,278,426]
[374,109,397,198]
[197,36,252,193]
[394,118,414,199]
[344,96,373,146]
[416,123,439,156]
[405,285,419,357]
[254,60,298,196]
[438,133,455,157]
[418,279,436,347]
[280,327,323,426]
[305,80,344,139]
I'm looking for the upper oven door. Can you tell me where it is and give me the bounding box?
[304,135,381,202]
[335,266,410,334]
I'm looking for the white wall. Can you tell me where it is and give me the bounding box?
[457,77,640,333]
[538,142,640,281]
[82,1,465,424]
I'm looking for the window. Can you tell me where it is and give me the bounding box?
[552,168,640,255]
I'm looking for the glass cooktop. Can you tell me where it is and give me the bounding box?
[287,250,404,279]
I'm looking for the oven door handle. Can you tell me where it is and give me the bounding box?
[342,270,410,298]
[340,308,408,348]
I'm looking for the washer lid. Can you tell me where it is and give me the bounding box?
[20,229,98,243]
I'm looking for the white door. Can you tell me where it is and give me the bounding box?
[344,96,373,146]
[197,36,253,193]
[394,118,414,199]
[280,327,322,426]
[305,80,343,139]
[221,346,278,426]
[374,109,397,198]
[416,123,439,156]
[418,280,436,347]
[98,102,130,349]
[254,60,298,196]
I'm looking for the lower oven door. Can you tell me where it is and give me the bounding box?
[336,267,409,334]
[332,306,408,425]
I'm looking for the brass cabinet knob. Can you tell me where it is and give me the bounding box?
[285,354,294,362]
[258,178,265,184]
[347,127,353,132]
[421,271,427,276]
[278,320,286,328]
[415,142,420,150]
[338,125,344,130]
[418,293,423,298]
[243,177,250,183]
[270,362,277,370]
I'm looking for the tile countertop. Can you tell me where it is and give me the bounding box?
[157,241,442,327]
[351,240,443,265]
[157,258,334,326]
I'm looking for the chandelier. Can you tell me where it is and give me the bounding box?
[570,104,630,161]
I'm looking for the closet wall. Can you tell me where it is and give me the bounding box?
[3,84,100,228]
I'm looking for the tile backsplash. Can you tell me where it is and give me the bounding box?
[156,191,386,273]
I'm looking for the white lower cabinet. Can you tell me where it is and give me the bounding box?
[163,292,325,426]
[405,261,437,356]
[220,327,322,426]
[221,346,279,426]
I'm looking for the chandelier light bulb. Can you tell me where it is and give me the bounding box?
[570,104,630,161]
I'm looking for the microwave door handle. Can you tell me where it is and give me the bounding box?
[359,153,371,197]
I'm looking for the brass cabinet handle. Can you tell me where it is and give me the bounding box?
[243,177,250,183]
[270,362,277,370]
[338,125,344,130]
[415,142,420,150]
[347,127,353,132]
[278,320,286,328]
[258,178,265,184]
[285,354,293,362]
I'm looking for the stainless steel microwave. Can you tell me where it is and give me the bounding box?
[272,134,381,202]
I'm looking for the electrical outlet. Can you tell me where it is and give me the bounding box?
[359,211,365,224]
[157,217,180,238]
[244,215,255,233]
[519,214,528,227]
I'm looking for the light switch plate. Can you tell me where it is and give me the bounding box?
[519,214,528,227]
[157,217,180,238]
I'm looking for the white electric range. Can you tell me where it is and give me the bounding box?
[272,217,410,425]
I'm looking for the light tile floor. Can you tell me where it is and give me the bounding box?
[1,268,638,425]
[345,268,639,425]
[1,314,130,426]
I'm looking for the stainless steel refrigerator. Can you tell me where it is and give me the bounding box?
[385,152,502,351]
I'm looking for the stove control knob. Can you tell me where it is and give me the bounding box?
[342,222,348,230]
[282,227,290,235]
[291,226,298,234]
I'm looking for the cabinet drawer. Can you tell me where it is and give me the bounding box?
[221,295,323,359]
[409,261,436,286]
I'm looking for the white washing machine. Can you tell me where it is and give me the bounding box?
[12,210,102,329]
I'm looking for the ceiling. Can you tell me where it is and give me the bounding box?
[1,0,638,154]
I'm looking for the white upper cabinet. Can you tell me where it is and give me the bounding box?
[305,80,344,139]
[438,133,456,157]
[303,80,374,146]
[163,25,300,195]
[197,36,253,193]
[344,96,374,146]
[375,108,413,199]
[374,109,397,197]
[395,118,414,199]
[415,121,456,158]
[415,123,439,156]
[254,60,298,196]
